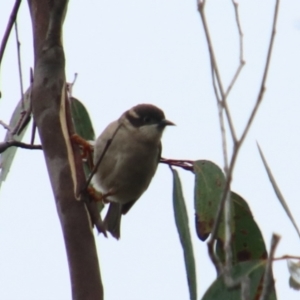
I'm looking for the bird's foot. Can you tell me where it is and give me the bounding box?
[87,186,104,202]
[87,186,115,204]
[71,134,94,167]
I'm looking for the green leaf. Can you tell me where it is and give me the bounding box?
[171,168,197,300]
[287,259,300,290]
[216,192,267,265]
[69,97,104,212]
[193,160,267,265]
[70,97,95,178]
[70,97,95,141]
[257,143,300,239]
[202,260,277,300]
[0,89,31,187]
[193,160,226,241]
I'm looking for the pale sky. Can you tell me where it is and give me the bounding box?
[0,0,300,299]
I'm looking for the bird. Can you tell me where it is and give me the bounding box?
[92,104,174,239]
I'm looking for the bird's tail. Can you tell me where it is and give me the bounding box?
[104,202,122,239]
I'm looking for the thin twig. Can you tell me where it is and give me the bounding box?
[0,140,42,153]
[211,66,230,173]
[160,158,194,172]
[225,63,244,99]
[0,0,22,67]
[273,255,300,261]
[259,234,281,300]
[207,0,280,272]
[223,0,246,270]
[0,120,12,131]
[67,72,78,98]
[30,120,36,145]
[82,123,123,192]
[198,1,237,143]
[225,0,246,98]
[233,1,244,63]
[14,20,25,110]
[239,0,279,145]
[14,110,31,135]
[29,68,35,145]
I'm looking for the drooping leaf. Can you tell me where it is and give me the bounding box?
[0,88,32,187]
[202,260,277,300]
[216,192,267,265]
[257,143,300,239]
[171,168,197,300]
[193,160,226,241]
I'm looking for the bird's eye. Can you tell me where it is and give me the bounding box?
[143,116,152,123]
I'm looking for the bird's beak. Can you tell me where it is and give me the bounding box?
[160,119,175,127]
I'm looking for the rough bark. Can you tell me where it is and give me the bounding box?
[27,1,104,299]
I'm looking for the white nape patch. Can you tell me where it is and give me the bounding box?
[128,108,139,118]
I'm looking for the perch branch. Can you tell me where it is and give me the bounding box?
[160,158,194,172]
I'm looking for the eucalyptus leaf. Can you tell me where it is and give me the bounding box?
[216,192,267,265]
[172,168,197,300]
[70,97,95,141]
[202,260,277,300]
[193,160,226,241]
[257,143,300,239]
[70,97,95,178]
[0,88,31,187]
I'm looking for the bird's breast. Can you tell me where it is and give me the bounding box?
[93,132,159,204]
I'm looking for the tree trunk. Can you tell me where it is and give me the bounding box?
[27,1,104,299]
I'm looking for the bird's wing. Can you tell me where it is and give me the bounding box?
[121,199,137,215]
[121,142,161,215]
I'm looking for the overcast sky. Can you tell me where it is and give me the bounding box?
[1,0,300,299]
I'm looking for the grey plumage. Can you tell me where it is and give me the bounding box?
[93,104,174,239]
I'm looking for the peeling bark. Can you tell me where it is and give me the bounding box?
[27,1,104,299]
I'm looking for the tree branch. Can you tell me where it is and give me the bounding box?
[198,0,280,281]
[27,0,104,299]
[0,140,42,153]
[259,234,280,300]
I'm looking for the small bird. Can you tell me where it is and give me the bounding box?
[92,104,174,239]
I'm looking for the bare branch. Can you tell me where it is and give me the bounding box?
[28,0,104,298]
[0,0,22,66]
[204,0,280,277]
[225,1,246,98]
[14,20,25,110]
[239,0,280,145]
[232,1,244,63]
[259,234,281,300]
[0,120,12,131]
[0,140,42,153]
[198,1,237,143]
[273,255,300,261]
[29,69,36,145]
[67,72,78,98]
